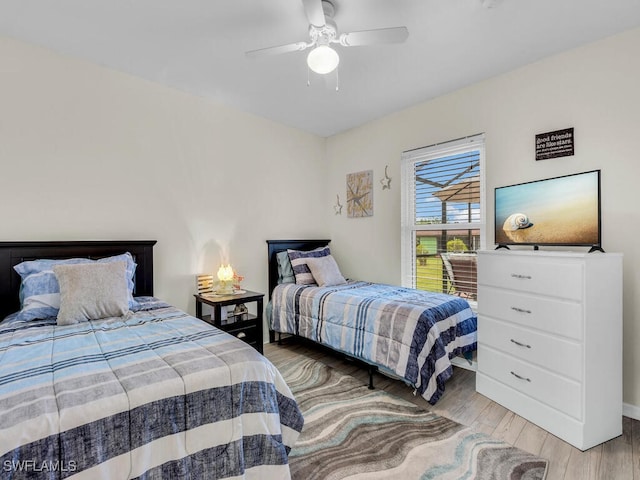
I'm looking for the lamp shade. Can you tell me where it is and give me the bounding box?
[307,45,339,74]
[217,264,234,282]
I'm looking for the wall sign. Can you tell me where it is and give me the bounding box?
[535,127,574,161]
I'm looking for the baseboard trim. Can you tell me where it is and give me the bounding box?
[623,402,640,421]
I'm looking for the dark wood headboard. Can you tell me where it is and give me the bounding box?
[266,239,331,299]
[0,240,156,320]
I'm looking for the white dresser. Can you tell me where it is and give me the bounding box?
[476,249,623,450]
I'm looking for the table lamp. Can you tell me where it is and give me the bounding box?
[217,264,235,294]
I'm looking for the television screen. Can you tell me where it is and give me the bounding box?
[495,170,601,247]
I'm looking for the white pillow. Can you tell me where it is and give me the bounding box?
[53,261,129,325]
[305,255,347,287]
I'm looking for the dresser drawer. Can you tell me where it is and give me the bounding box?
[478,316,582,381]
[478,254,583,300]
[478,344,582,420]
[478,286,583,340]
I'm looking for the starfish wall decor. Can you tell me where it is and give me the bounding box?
[346,170,373,218]
[380,165,392,190]
[334,194,343,215]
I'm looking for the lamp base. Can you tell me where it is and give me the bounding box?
[216,280,235,295]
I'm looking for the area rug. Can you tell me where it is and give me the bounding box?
[278,357,548,480]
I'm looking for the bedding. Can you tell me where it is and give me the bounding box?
[54,261,130,325]
[276,251,295,285]
[0,298,303,479]
[286,246,331,285]
[13,252,138,321]
[270,281,477,405]
[304,255,346,287]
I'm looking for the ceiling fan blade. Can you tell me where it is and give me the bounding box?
[302,0,326,27]
[245,41,309,58]
[339,26,409,47]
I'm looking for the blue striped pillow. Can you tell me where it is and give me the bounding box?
[14,252,137,321]
[287,247,331,285]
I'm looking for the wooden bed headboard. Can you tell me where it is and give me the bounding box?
[0,240,157,320]
[266,239,331,299]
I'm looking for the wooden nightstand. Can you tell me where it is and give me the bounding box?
[194,290,264,354]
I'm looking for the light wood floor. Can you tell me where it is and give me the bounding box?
[264,340,639,480]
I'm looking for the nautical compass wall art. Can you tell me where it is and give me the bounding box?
[346,170,373,218]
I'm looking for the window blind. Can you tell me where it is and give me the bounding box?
[401,134,485,302]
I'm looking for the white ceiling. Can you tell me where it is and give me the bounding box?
[1,0,639,137]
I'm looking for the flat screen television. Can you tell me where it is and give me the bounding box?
[494,169,601,250]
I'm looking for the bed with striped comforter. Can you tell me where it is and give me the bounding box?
[270,281,477,405]
[0,299,303,480]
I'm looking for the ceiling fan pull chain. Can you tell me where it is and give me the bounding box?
[336,67,339,92]
[307,65,311,87]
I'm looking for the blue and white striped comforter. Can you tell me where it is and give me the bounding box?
[270,281,477,405]
[0,300,303,480]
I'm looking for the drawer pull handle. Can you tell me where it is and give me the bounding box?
[510,371,531,382]
[511,274,532,280]
[511,307,532,314]
[510,339,531,349]
[237,332,247,339]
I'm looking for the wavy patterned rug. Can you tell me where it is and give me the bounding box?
[278,357,548,480]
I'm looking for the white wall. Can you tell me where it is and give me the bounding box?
[0,37,328,319]
[2,26,639,411]
[326,28,640,409]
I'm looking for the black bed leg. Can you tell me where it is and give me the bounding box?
[277,332,282,345]
[368,366,376,390]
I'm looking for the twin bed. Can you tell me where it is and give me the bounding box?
[266,239,478,405]
[0,241,303,480]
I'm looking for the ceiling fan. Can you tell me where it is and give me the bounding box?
[245,0,409,75]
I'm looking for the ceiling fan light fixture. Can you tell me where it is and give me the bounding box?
[307,45,339,74]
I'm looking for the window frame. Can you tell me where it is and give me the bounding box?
[400,134,486,292]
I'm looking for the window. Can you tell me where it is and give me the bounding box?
[401,134,485,302]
